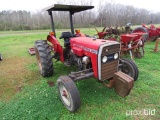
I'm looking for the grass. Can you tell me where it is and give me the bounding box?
[0,28,160,120]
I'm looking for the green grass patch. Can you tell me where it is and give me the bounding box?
[0,28,160,120]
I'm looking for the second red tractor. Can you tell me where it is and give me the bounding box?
[132,21,160,42]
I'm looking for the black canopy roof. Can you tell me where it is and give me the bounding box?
[44,4,94,13]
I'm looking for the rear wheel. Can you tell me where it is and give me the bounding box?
[34,40,53,77]
[118,58,139,81]
[131,27,148,42]
[0,54,2,61]
[57,76,81,112]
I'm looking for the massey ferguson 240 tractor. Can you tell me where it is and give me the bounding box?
[34,4,139,112]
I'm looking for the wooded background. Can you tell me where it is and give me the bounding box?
[0,0,160,31]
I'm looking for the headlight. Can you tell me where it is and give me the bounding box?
[102,56,108,63]
[114,53,118,59]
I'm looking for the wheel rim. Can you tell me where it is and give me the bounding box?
[119,63,132,77]
[35,48,42,71]
[59,83,71,106]
[122,65,132,76]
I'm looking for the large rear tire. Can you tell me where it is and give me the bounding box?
[131,27,148,42]
[34,40,53,77]
[118,58,139,81]
[57,76,81,112]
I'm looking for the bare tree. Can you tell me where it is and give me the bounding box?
[0,1,160,31]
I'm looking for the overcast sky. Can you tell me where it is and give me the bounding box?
[0,0,160,12]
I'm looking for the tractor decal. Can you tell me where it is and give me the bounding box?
[73,44,98,54]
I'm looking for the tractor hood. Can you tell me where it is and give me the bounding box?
[70,37,119,50]
[70,37,119,56]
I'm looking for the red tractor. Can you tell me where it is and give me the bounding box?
[34,4,139,112]
[132,21,160,42]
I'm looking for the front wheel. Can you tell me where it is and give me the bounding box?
[118,58,139,81]
[57,76,81,112]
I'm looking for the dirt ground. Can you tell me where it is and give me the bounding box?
[0,56,40,101]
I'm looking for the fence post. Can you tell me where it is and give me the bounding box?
[154,38,160,52]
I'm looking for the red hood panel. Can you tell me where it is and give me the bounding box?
[70,37,119,50]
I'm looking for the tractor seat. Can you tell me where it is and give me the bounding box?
[59,32,73,47]
[59,32,73,39]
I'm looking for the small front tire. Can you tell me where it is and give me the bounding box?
[118,58,139,81]
[57,76,81,112]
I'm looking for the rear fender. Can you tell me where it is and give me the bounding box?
[47,35,64,62]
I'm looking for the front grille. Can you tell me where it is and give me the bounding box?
[99,43,120,81]
[101,44,120,55]
[101,60,119,80]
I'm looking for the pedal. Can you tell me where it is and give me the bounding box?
[64,60,71,66]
